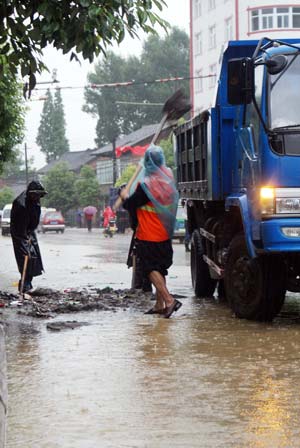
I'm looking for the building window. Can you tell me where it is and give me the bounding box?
[195,32,202,55]
[251,9,259,31]
[262,8,273,29]
[225,17,233,41]
[208,0,216,10]
[293,7,300,28]
[209,64,217,88]
[251,7,300,32]
[195,70,203,92]
[277,8,289,28]
[209,25,216,49]
[194,0,201,18]
[96,159,113,184]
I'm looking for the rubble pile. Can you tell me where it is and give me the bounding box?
[0,287,156,318]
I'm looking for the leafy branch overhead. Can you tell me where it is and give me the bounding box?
[0,0,168,92]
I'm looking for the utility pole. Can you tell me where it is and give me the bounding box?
[24,142,29,186]
[112,138,117,185]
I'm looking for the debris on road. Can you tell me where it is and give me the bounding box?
[0,287,184,319]
[46,321,90,331]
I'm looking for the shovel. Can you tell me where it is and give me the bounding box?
[19,254,29,299]
[113,88,191,212]
[117,88,191,287]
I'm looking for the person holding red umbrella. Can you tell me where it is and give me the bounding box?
[83,205,97,232]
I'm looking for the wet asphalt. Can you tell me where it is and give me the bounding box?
[2,228,300,448]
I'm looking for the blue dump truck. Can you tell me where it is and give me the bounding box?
[175,37,300,321]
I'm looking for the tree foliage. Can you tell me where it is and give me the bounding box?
[115,164,137,187]
[159,137,174,172]
[0,186,14,209]
[36,88,69,162]
[84,27,190,146]
[42,162,77,214]
[0,72,25,173]
[74,165,101,207]
[0,0,168,93]
[2,145,35,177]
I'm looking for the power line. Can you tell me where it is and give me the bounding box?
[115,101,164,106]
[32,74,216,92]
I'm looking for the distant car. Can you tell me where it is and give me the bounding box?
[1,203,12,236]
[38,207,56,233]
[41,211,65,234]
[173,205,185,243]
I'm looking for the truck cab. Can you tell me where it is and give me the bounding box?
[175,38,300,321]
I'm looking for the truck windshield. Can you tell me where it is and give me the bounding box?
[270,53,300,129]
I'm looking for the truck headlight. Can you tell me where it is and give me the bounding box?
[260,187,275,214]
[276,198,300,214]
[260,187,300,215]
[282,227,300,237]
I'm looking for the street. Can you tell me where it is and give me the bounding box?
[2,228,300,447]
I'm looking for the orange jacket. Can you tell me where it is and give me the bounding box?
[136,201,169,242]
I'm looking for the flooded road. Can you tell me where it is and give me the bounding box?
[2,229,300,447]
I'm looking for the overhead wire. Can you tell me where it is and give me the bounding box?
[31,74,216,92]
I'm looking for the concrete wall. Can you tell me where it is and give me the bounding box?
[0,325,6,447]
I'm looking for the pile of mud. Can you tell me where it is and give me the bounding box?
[0,287,157,318]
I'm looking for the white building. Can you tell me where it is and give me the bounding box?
[190,0,300,114]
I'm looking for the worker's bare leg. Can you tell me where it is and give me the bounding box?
[149,271,174,308]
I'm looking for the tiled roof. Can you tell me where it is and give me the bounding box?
[37,149,96,174]
[92,123,171,156]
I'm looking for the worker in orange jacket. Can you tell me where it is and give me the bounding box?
[120,145,181,318]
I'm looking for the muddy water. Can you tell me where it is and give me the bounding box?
[3,230,300,447]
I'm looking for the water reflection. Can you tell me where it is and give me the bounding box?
[242,374,292,448]
[5,294,300,447]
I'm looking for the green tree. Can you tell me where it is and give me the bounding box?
[0,72,25,173]
[84,27,190,146]
[42,162,76,214]
[159,137,175,172]
[36,87,69,162]
[0,186,14,209]
[0,0,168,92]
[74,165,100,207]
[36,89,54,162]
[52,88,69,158]
[2,146,35,177]
[115,164,137,187]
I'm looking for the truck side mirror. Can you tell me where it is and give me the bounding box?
[227,58,254,105]
[266,54,288,75]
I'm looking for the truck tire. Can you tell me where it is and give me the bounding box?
[225,233,286,321]
[191,230,217,297]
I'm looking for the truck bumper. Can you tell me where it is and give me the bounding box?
[261,218,300,252]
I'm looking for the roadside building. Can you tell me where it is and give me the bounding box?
[190,0,300,113]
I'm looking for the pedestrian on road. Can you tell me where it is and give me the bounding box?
[84,211,93,232]
[76,209,83,228]
[120,145,181,318]
[102,205,115,228]
[10,180,47,293]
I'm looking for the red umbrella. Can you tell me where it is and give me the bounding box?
[83,206,97,215]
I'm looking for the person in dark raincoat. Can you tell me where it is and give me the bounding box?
[10,180,48,293]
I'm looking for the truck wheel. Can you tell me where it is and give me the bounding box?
[191,230,217,297]
[225,233,286,321]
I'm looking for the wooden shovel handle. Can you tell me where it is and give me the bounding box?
[20,255,29,296]
[113,165,142,211]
